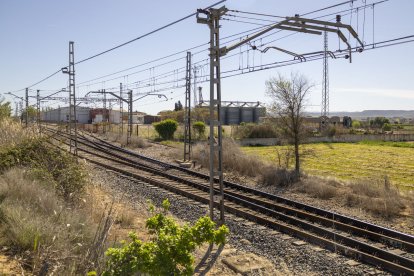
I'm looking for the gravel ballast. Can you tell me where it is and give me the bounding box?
[92,166,390,276]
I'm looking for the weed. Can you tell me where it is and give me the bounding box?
[260,166,297,187]
[0,168,100,274]
[345,177,404,219]
[295,176,340,200]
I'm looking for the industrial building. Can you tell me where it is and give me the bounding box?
[41,106,91,124]
[41,106,161,125]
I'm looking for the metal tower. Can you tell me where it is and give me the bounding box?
[184,52,192,161]
[67,41,78,155]
[120,83,124,135]
[193,66,198,107]
[197,7,227,224]
[321,29,329,129]
[36,90,41,134]
[25,88,29,127]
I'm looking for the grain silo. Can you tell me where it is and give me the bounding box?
[226,104,240,125]
[240,106,254,123]
[253,104,266,123]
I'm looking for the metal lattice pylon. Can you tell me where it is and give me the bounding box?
[321,29,329,128]
[197,7,227,224]
[184,52,192,161]
[68,41,78,155]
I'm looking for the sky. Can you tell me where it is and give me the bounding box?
[0,0,413,115]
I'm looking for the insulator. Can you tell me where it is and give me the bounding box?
[344,55,350,59]
[336,15,341,23]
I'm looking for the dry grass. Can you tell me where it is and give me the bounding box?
[295,176,340,200]
[191,139,269,177]
[0,168,112,274]
[114,210,135,229]
[294,175,406,219]
[345,177,405,219]
[104,132,149,148]
[260,166,297,187]
[0,119,37,148]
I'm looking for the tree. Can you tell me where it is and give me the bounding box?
[20,106,37,122]
[266,73,312,178]
[370,117,389,129]
[0,97,11,120]
[174,100,183,111]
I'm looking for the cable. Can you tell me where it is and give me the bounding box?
[75,0,226,65]
[301,0,356,16]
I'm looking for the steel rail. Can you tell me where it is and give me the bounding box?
[44,127,414,275]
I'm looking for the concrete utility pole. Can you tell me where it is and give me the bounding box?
[184,51,192,161]
[197,6,364,224]
[103,89,107,133]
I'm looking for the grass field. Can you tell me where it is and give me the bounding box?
[242,142,414,189]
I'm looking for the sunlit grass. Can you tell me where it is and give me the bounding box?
[242,142,414,189]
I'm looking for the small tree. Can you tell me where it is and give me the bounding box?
[153,119,178,140]
[103,199,229,276]
[0,97,11,120]
[266,73,312,178]
[192,121,206,139]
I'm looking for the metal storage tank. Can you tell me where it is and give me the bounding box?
[219,106,227,125]
[240,107,254,123]
[253,106,266,123]
[226,105,240,125]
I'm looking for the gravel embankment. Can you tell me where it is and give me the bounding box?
[93,166,390,276]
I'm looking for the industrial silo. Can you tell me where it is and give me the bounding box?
[253,106,266,123]
[241,107,254,123]
[226,105,240,125]
[219,106,227,125]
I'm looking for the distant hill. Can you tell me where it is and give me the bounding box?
[305,110,414,118]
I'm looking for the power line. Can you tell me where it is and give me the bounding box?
[75,0,226,65]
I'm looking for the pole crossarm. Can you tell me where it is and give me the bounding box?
[132,93,168,103]
[219,14,364,62]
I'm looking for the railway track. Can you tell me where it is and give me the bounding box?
[44,127,414,275]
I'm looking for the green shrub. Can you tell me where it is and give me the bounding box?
[153,119,178,140]
[0,138,86,200]
[192,121,206,139]
[103,199,229,276]
[382,123,392,131]
[235,123,277,139]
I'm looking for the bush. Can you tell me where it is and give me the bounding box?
[153,119,178,140]
[260,166,297,187]
[191,139,268,177]
[0,138,86,200]
[382,123,392,131]
[103,199,229,276]
[0,168,98,274]
[296,177,339,200]
[235,123,277,139]
[192,121,206,139]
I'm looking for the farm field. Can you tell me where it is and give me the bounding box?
[242,142,414,189]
